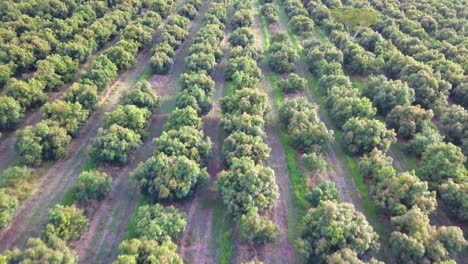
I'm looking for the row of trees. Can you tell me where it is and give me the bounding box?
[114,203,185,263]
[0,203,89,263]
[115,1,228,262]
[0,0,115,81]
[269,2,382,263]
[132,0,228,202]
[216,0,280,246]
[0,0,172,236]
[90,81,160,164]
[323,1,468,155]
[14,6,167,166]
[303,1,468,262]
[0,1,144,132]
[304,41,396,154]
[150,14,190,73]
[367,0,467,99]
[307,0,468,222]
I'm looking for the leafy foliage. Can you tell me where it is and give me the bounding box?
[121,81,161,113]
[134,204,186,243]
[0,96,24,129]
[114,239,182,264]
[132,153,209,201]
[73,170,112,202]
[417,142,467,188]
[239,210,279,245]
[298,200,380,261]
[305,180,340,207]
[342,117,396,154]
[43,205,88,241]
[216,157,279,217]
[90,124,142,164]
[15,120,71,165]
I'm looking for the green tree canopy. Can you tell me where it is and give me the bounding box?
[73,170,112,202]
[134,204,186,242]
[43,204,89,241]
[132,153,208,201]
[215,157,279,217]
[298,200,379,261]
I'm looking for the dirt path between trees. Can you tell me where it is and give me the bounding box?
[177,3,231,263]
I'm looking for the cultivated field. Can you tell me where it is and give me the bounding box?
[0,0,467,263]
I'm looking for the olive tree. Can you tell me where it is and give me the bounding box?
[4,79,47,109]
[222,131,271,166]
[215,157,279,217]
[363,75,415,115]
[385,105,433,139]
[105,105,151,136]
[239,210,279,245]
[90,124,142,164]
[134,204,186,242]
[439,105,467,145]
[342,118,396,155]
[43,205,89,241]
[15,121,71,166]
[42,100,89,137]
[439,179,468,221]
[121,81,160,113]
[279,73,307,93]
[73,170,112,202]
[305,180,340,207]
[0,96,24,129]
[260,3,278,24]
[132,153,209,201]
[153,126,212,163]
[417,142,467,188]
[329,96,376,128]
[390,207,466,263]
[114,239,182,264]
[63,83,98,111]
[298,200,380,261]
[0,235,77,263]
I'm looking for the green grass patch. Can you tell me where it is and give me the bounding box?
[138,65,153,81]
[257,6,270,50]
[61,189,75,206]
[125,196,150,239]
[259,0,308,241]
[391,141,418,171]
[351,75,365,92]
[209,197,234,264]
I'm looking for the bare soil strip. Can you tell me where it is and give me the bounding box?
[73,3,214,263]
[177,3,231,263]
